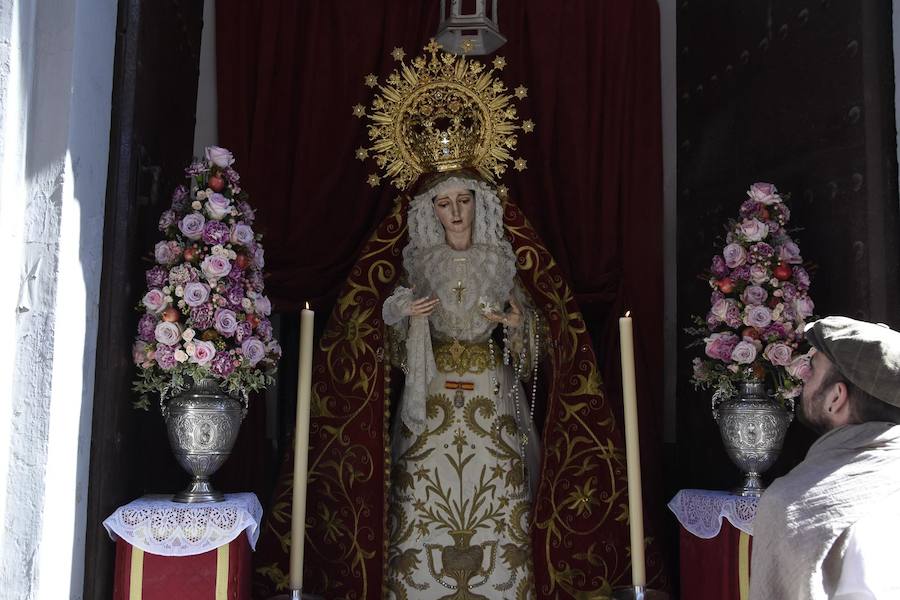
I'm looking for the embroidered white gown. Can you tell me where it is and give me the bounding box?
[383,243,540,600]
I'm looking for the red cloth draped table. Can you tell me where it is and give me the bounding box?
[103,493,263,600]
[668,489,758,600]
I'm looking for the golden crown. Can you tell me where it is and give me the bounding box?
[353,39,534,190]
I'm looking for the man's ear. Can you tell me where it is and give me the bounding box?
[828,381,853,423]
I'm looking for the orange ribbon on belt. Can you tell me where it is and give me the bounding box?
[444,381,474,391]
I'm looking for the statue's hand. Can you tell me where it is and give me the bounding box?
[405,295,440,317]
[483,295,523,328]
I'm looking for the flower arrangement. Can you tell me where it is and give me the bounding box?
[132,146,281,409]
[688,182,814,407]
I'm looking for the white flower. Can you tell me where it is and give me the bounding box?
[191,200,202,210]
[174,350,188,363]
[184,341,197,356]
[154,321,182,346]
[182,328,196,342]
[242,298,253,311]
[175,285,184,297]
[196,190,208,200]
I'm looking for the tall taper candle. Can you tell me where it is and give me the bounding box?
[290,303,314,591]
[619,311,646,587]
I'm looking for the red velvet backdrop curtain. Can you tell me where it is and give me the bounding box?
[216,0,666,562]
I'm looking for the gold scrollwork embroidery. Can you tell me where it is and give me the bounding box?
[433,339,498,376]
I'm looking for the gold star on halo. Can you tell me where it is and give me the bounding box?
[352,104,365,118]
[514,85,528,99]
[497,184,509,198]
[522,119,535,133]
[492,56,507,70]
[364,73,378,88]
[424,39,442,53]
[514,158,527,172]
[355,147,368,160]
[391,47,406,61]
[460,39,475,54]
[366,173,380,187]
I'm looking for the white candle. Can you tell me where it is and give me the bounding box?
[619,310,646,587]
[290,303,314,591]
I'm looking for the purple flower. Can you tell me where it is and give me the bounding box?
[763,342,793,367]
[793,266,811,289]
[730,341,758,364]
[183,282,211,308]
[739,199,762,219]
[230,223,255,246]
[155,344,177,371]
[179,213,206,240]
[154,321,182,346]
[189,303,214,330]
[227,285,245,308]
[781,283,798,302]
[158,210,176,231]
[205,193,232,221]
[235,321,253,343]
[747,182,781,205]
[214,308,238,337]
[241,337,267,366]
[236,201,255,224]
[168,264,199,287]
[744,305,773,329]
[185,160,207,176]
[741,285,768,306]
[710,290,725,305]
[749,263,769,285]
[778,241,802,264]
[711,255,729,278]
[254,295,272,316]
[138,313,158,342]
[202,220,231,245]
[142,289,168,314]
[224,167,241,185]
[154,240,181,265]
[723,243,748,269]
[749,242,774,259]
[725,304,743,328]
[201,255,232,280]
[253,246,265,269]
[210,352,236,377]
[704,332,739,362]
[171,185,189,211]
[256,318,273,341]
[731,265,751,282]
[146,266,168,288]
[190,340,216,366]
[739,218,769,242]
[793,296,815,319]
[763,322,788,340]
[133,341,150,366]
[248,270,264,292]
[205,146,235,168]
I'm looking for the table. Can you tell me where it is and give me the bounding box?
[668,489,758,600]
[104,493,263,600]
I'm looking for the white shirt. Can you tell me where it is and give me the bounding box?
[833,508,900,599]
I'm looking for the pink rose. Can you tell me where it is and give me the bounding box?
[778,241,802,264]
[253,246,265,269]
[205,146,235,168]
[704,332,740,362]
[787,353,813,381]
[142,289,168,314]
[741,285,768,306]
[205,192,231,221]
[179,213,206,240]
[747,182,781,205]
[201,255,232,280]
[739,218,769,242]
[190,339,217,366]
[711,298,736,322]
[763,342,793,367]
[241,338,267,366]
[154,240,180,265]
[743,305,772,328]
[154,321,182,346]
[723,243,748,269]
[132,341,150,366]
[731,341,758,364]
[749,263,769,285]
[230,223,255,246]
[183,282,210,308]
[793,296,815,319]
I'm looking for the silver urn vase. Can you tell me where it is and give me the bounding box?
[713,380,793,496]
[161,377,247,503]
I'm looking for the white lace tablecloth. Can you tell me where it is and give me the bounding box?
[667,489,758,538]
[103,492,263,557]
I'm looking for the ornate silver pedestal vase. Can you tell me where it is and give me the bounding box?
[713,380,793,496]
[161,378,247,503]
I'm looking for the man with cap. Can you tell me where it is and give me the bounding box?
[749,316,900,600]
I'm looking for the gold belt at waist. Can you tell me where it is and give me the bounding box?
[432,339,498,376]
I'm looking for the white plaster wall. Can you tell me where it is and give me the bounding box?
[0,0,116,597]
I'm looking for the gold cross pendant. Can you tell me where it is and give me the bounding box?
[453,280,465,303]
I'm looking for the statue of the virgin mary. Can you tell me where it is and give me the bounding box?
[254,40,665,600]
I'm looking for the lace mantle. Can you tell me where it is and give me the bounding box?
[667,488,758,538]
[103,492,263,556]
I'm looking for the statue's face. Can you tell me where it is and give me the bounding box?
[433,187,475,238]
